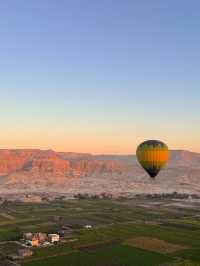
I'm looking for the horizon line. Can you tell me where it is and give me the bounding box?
[0,147,198,156]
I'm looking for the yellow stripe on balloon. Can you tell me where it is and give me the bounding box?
[137,150,169,162]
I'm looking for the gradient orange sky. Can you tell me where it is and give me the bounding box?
[0,1,200,154]
[0,93,200,154]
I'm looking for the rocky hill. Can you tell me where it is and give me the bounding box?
[0,149,199,194]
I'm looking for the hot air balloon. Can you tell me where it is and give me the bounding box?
[136,140,169,178]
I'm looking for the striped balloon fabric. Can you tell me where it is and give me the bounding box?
[136,140,169,178]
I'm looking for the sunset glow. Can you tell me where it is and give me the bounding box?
[0,1,199,154]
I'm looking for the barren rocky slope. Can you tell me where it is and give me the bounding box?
[0,149,199,194]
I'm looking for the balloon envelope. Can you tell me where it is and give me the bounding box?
[136,140,169,178]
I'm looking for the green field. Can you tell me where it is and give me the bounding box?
[0,198,200,265]
[22,244,173,266]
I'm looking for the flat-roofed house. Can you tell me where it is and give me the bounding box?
[34,232,47,243]
[18,249,33,258]
[48,234,60,243]
[23,232,33,240]
[31,238,39,247]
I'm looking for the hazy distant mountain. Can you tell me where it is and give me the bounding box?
[0,149,200,194]
[169,150,200,167]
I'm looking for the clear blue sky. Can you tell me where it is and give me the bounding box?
[0,0,200,153]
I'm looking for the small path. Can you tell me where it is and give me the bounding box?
[0,213,16,220]
[8,261,22,266]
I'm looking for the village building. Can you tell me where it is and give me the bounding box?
[23,231,61,246]
[48,234,60,243]
[58,230,65,237]
[33,232,47,243]
[18,249,33,258]
[84,225,92,229]
[31,238,39,247]
[24,232,47,246]
[23,232,33,240]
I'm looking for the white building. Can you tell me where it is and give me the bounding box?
[23,233,33,240]
[84,225,92,229]
[48,234,60,243]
